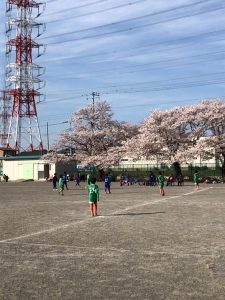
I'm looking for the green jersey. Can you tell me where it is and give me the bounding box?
[87,183,99,203]
[193,173,199,184]
[87,173,92,184]
[59,178,64,189]
[157,175,165,188]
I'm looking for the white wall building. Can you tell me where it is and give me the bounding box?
[0,155,77,181]
[117,156,218,169]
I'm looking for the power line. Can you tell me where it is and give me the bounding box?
[40,120,68,128]
[112,55,225,76]
[112,97,225,109]
[48,38,225,65]
[44,0,213,28]
[45,7,225,46]
[43,70,225,99]
[40,28,225,65]
[47,50,225,78]
[44,0,149,22]
[38,96,225,125]
[44,51,225,85]
[46,0,60,3]
[100,79,225,95]
[40,78,225,105]
[86,71,225,89]
[44,0,112,16]
[43,67,225,96]
[42,1,221,43]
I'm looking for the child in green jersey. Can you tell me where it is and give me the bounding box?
[87,173,92,185]
[157,172,165,196]
[193,170,199,190]
[87,178,99,217]
[58,174,64,196]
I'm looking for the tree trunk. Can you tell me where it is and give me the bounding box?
[221,154,225,183]
[173,161,182,177]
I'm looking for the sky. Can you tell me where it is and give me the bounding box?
[1,0,225,147]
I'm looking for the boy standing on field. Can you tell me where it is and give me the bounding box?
[157,172,165,196]
[52,173,58,191]
[87,178,99,217]
[75,173,80,186]
[58,174,64,196]
[63,171,68,190]
[104,173,111,194]
[193,170,199,190]
[87,173,92,185]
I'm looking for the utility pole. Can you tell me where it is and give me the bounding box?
[46,120,68,152]
[91,92,100,111]
[90,92,99,129]
[46,121,49,151]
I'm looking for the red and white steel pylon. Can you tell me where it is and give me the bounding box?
[4,0,46,152]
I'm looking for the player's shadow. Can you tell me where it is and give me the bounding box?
[107,211,165,217]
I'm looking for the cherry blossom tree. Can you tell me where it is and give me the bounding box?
[44,98,225,178]
[126,99,225,178]
[126,106,192,175]
[45,101,138,169]
[183,100,225,179]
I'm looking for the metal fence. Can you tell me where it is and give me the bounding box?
[79,163,222,181]
[109,163,222,180]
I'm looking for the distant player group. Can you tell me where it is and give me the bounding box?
[51,170,200,217]
[152,170,199,197]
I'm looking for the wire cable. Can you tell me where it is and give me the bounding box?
[45,0,149,22]
[44,6,225,45]
[40,76,225,105]
[45,50,225,80]
[45,0,113,16]
[40,28,225,65]
[43,0,220,41]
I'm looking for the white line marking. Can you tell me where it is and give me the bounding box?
[183,187,212,196]
[0,187,213,244]
[208,186,225,189]
[0,241,218,258]
[0,219,92,243]
[38,201,82,204]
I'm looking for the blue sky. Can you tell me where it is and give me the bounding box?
[1,0,225,147]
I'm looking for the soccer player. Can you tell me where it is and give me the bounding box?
[58,174,64,196]
[149,171,156,186]
[52,173,58,191]
[87,178,99,217]
[63,171,68,190]
[193,170,199,190]
[157,172,165,196]
[177,174,184,186]
[86,173,92,185]
[104,173,111,194]
[75,173,80,187]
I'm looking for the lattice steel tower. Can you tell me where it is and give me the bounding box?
[3,0,46,152]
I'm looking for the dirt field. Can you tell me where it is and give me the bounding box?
[0,181,225,299]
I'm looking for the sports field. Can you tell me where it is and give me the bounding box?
[0,181,225,299]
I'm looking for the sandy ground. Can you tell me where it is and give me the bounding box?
[0,181,225,299]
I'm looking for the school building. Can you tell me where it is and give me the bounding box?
[117,155,218,169]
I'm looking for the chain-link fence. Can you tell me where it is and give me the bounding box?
[110,163,222,180]
[78,163,223,182]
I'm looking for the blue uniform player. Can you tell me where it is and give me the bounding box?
[104,174,111,194]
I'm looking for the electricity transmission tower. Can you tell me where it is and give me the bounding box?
[0,0,46,152]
